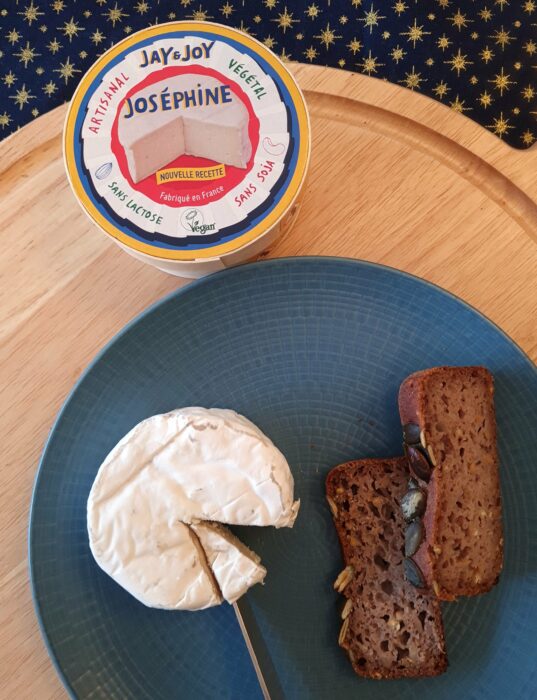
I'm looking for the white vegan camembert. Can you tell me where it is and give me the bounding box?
[64,22,310,277]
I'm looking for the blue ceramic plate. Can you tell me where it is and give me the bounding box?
[30,258,537,699]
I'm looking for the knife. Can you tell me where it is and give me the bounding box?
[233,599,286,700]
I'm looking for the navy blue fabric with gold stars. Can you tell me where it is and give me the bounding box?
[0,0,536,147]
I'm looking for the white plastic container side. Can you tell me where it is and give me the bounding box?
[63,21,311,278]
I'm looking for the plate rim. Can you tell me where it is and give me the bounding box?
[27,255,537,699]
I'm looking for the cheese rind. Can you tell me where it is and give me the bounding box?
[192,522,267,604]
[87,407,299,610]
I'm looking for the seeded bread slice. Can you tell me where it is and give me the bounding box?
[399,366,503,600]
[326,458,448,679]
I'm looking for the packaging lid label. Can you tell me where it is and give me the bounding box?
[64,22,310,260]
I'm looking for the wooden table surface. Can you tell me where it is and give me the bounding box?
[1,64,536,699]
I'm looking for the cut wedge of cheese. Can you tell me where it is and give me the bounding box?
[87,408,299,610]
[118,76,252,183]
[192,522,267,604]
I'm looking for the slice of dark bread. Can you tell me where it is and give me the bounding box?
[399,366,503,600]
[326,458,447,679]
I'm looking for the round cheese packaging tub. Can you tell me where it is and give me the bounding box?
[63,21,310,277]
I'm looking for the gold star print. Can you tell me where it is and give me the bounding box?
[18,2,44,26]
[253,15,262,23]
[95,0,107,5]
[428,13,435,20]
[279,48,291,62]
[14,41,41,68]
[437,0,450,8]
[359,4,386,34]
[490,26,513,49]
[489,67,515,95]
[135,1,150,13]
[339,59,346,68]
[445,48,473,76]
[351,0,363,7]
[236,20,251,35]
[35,66,44,75]
[381,30,390,39]
[32,108,39,118]
[59,17,84,43]
[263,35,276,49]
[306,4,320,19]
[52,0,65,13]
[433,80,450,99]
[450,95,471,113]
[522,85,535,101]
[9,83,36,110]
[220,2,234,18]
[471,32,479,40]
[437,34,451,51]
[390,45,406,63]
[521,129,535,145]
[168,12,177,19]
[494,0,509,9]
[513,107,520,115]
[514,20,522,27]
[264,0,277,9]
[273,7,298,33]
[524,40,536,54]
[39,24,47,33]
[54,57,81,84]
[124,26,133,34]
[91,30,105,46]
[514,61,522,70]
[47,38,62,54]
[314,23,342,49]
[188,5,211,20]
[479,7,493,21]
[180,0,193,5]
[340,15,348,24]
[83,10,92,19]
[0,113,12,130]
[487,112,513,138]
[393,1,408,15]
[6,29,22,45]
[426,57,434,66]
[400,19,431,48]
[103,3,129,28]
[79,50,88,59]
[524,0,536,12]
[296,33,304,40]
[358,50,384,75]
[480,46,494,63]
[304,46,318,61]
[399,66,426,90]
[43,81,58,97]
[470,75,478,85]
[347,38,363,55]
[448,9,472,31]
[3,71,17,87]
[479,90,493,107]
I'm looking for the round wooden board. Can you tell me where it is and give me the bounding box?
[1,64,536,699]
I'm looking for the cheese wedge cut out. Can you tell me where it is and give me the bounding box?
[118,76,252,183]
[192,522,267,604]
[87,408,299,610]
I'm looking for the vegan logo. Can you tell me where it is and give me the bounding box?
[180,208,216,234]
